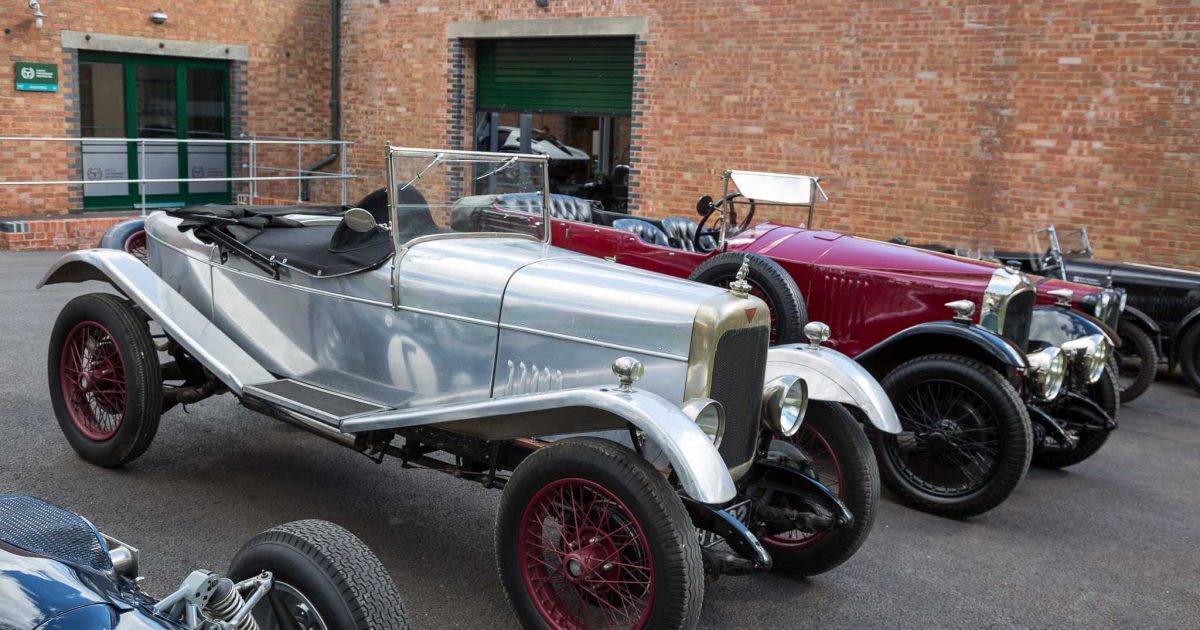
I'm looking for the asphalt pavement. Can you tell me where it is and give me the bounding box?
[1,250,1197,629]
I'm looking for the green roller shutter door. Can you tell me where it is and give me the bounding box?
[476,38,634,115]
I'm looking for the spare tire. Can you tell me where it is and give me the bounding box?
[689,252,808,344]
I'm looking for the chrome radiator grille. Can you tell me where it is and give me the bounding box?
[710,327,769,470]
[1004,290,1036,350]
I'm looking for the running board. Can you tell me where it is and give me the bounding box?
[242,379,391,426]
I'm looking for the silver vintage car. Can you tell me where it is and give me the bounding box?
[41,147,899,630]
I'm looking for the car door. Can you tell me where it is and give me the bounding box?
[550,217,624,261]
[615,230,709,280]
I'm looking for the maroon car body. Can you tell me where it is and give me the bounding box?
[521,171,1123,518]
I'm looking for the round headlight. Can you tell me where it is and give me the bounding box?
[1061,334,1111,384]
[1085,334,1111,383]
[1027,347,1066,401]
[761,375,808,437]
[681,398,725,447]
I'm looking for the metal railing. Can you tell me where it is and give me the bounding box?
[0,136,354,215]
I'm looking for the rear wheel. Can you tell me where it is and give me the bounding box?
[229,519,411,630]
[497,438,703,630]
[123,229,148,263]
[688,252,808,345]
[1115,322,1157,403]
[871,354,1032,518]
[47,293,161,467]
[760,401,879,576]
[1179,325,1200,397]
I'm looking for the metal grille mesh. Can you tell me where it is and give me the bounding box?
[710,326,770,470]
[1004,290,1036,350]
[0,495,112,572]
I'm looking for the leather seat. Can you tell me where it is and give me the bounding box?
[661,217,715,252]
[613,218,672,247]
[494,193,594,223]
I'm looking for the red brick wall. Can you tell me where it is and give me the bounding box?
[0,0,335,216]
[338,0,1198,269]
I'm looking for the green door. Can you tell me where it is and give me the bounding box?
[475,38,634,115]
[79,52,231,210]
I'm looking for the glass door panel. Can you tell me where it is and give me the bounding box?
[185,67,229,194]
[80,61,129,199]
[135,65,179,196]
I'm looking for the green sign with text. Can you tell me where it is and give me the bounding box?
[14,62,58,92]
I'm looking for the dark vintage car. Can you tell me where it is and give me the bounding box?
[448,170,1126,520]
[0,494,409,629]
[997,227,1200,400]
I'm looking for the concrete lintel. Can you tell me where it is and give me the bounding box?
[448,16,647,40]
[61,31,248,61]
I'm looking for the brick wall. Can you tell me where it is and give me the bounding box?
[338,0,1198,269]
[0,0,335,216]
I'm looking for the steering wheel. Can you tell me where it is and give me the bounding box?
[693,192,744,252]
[729,200,756,235]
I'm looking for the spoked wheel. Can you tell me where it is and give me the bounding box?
[760,401,879,576]
[59,321,127,441]
[229,520,411,630]
[1115,322,1157,403]
[688,252,808,345]
[872,354,1032,518]
[498,438,703,630]
[123,229,149,263]
[48,293,162,467]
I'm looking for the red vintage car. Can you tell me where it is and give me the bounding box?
[452,170,1121,519]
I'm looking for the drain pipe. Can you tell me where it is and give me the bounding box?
[301,0,341,201]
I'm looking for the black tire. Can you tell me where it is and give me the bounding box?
[47,293,161,467]
[761,401,879,576]
[1116,322,1158,403]
[229,519,410,630]
[1179,324,1200,397]
[1031,362,1118,469]
[688,252,808,345]
[497,438,703,630]
[871,354,1032,518]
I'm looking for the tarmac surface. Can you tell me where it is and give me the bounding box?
[1,250,1198,629]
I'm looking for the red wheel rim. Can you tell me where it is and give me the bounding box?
[518,478,655,630]
[762,425,844,550]
[123,230,148,263]
[59,320,127,441]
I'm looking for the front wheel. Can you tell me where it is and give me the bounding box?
[760,401,878,576]
[1115,322,1158,403]
[871,354,1032,518]
[47,293,162,467]
[229,520,411,630]
[1031,362,1117,469]
[1179,324,1200,397]
[497,438,704,630]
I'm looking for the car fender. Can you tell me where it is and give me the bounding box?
[854,320,1028,378]
[766,344,900,434]
[37,249,274,395]
[1030,306,1108,348]
[338,386,738,505]
[97,218,146,250]
[1120,305,1161,336]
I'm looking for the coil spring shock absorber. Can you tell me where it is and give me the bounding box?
[205,578,260,630]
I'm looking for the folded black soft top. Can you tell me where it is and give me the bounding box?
[168,203,393,278]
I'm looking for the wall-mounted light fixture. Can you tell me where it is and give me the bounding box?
[535,0,549,7]
[28,0,45,28]
[149,9,168,25]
